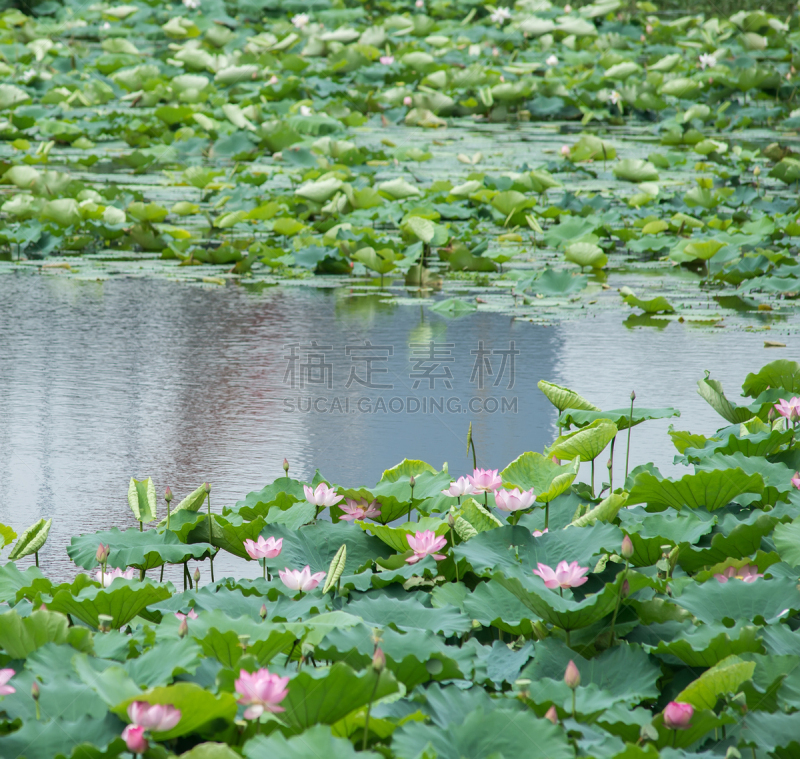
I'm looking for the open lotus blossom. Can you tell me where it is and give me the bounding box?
[127,701,182,732]
[532,528,549,537]
[609,90,621,106]
[714,565,763,583]
[663,701,693,730]
[244,535,283,561]
[0,669,15,696]
[175,610,198,621]
[279,565,326,591]
[268,75,278,85]
[235,668,290,720]
[299,105,312,116]
[546,54,558,66]
[291,13,309,27]
[406,530,448,564]
[698,53,716,69]
[442,477,475,498]
[380,55,395,65]
[339,498,381,521]
[494,487,536,512]
[534,561,589,589]
[182,0,200,8]
[303,483,343,509]
[122,725,148,754]
[792,472,800,489]
[775,397,800,421]
[416,0,424,6]
[94,567,136,587]
[489,6,511,24]
[468,468,502,494]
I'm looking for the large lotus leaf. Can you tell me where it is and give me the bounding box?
[392,706,572,759]
[380,459,438,482]
[679,427,794,463]
[8,517,52,560]
[500,452,580,502]
[454,498,503,533]
[529,268,589,296]
[114,682,237,740]
[179,513,267,558]
[157,484,208,528]
[673,576,800,625]
[0,522,16,548]
[569,134,616,163]
[230,477,307,518]
[245,726,381,759]
[652,708,735,750]
[546,419,618,462]
[0,562,45,602]
[558,407,680,432]
[613,159,659,182]
[181,744,241,759]
[266,520,393,574]
[739,711,800,752]
[618,509,714,567]
[128,476,157,524]
[676,654,755,710]
[772,516,800,567]
[68,527,214,570]
[47,580,172,629]
[519,637,660,712]
[316,623,474,688]
[0,608,69,658]
[462,580,535,635]
[693,452,794,505]
[492,568,623,630]
[280,662,398,731]
[124,638,203,688]
[697,370,760,424]
[0,714,124,759]
[344,593,470,636]
[356,516,449,553]
[565,242,607,269]
[569,492,627,527]
[742,359,800,398]
[626,468,764,512]
[636,621,762,667]
[538,380,600,413]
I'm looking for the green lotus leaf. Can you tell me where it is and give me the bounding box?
[693,452,794,505]
[742,359,800,398]
[636,621,762,667]
[698,370,762,424]
[0,608,69,658]
[322,544,347,594]
[627,468,764,512]
[529,268,589,296]
[613,159,659,183]
[558,407,680,432]
[462,580,535,635]
[500,452,580,502]
[456,498,503,532]
[378,178,420,199]
[569,134,616,163]
[68,527,214,570]
[538,380,600,413]
[565,242,607,269]
[8,517,52,561]
[429,298,477,317]
[545,419,618,462]
[623,293,674,313]
[0,714,124,759]
[114,682,237,740]
[738,710,800,751]
[0,562,45,603]
[569,492,627,527]
[128,476,157,524]
[181,743,242,759]
[245,726,381,759]
[676,654,756,710]
[618,508,714,567]
[345,593,470,636]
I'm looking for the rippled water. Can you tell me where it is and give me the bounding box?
[0,271,790,580]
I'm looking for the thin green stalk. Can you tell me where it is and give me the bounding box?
[609,561,628,644]
[625,391,636,480]
[591,459,595,499]
[450,525,459,583]
[262,559,266,580]
[608,437,615,492]
[35,551,39,568]
[362,674,381,751]
[571,688,576,720]
[545,502,549,530]
[139,521,143,532]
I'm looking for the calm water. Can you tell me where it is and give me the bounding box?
[0,272,788,579]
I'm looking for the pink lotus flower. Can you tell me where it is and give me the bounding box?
[303,483,343,509]
[560,145,570,156]
[244,536,283,561]
[339,498,381,521]
[268,75,278,85]
[406,530,447,564]
[403,95,412,106]
[467,468,502,494]
[792,472,800,490]
[279,565,326,592]
[94,567,136,587]
[533,561,589,589]
[380,55,395,65]
[122,725,148,754]
[127,701,181,732]
[494,487,536,512]
[0,669,15,696]
[714,565,762,583]
[175,610,198,621]
[775,397,800,421]
[532,528,549,537]
[442,477,475,498]
[663,701,693,730]
[235,668,290,719]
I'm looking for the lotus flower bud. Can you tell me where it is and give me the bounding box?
[621,579,630,598]
[564,660,580,690]
[560,145,570,156]
[630,390,636,401]
[403,95,412,106]
[753,166,761,177]
[203,482,211,494]
[545,705,558,724]
[621,535,634,559]
[448,513,455,528]
[31,681,40,701]
[260,603,267,620]
[193,567,200,584]
[283,458,289,475]
[663,701,693,730]
[372,647,386,672]
[409,475,416,488]
[96,543,110,564]
[238,634,250,652]
[178,617,189,638]
[165,486,173,503]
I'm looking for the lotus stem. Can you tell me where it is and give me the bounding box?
[210,554,215,583]
[139,521,143,532]
[362,672,381,751]
[450,525,459,584]
[590,460,595,499]
[159,565,164,582]
[608,437,615,492]
[625,391,636,480]
[544,502,549,530]
[571,688,576,720]
[262,559,266,580]
[35,551,39,568]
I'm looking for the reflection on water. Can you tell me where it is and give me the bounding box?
[0,272,790,580]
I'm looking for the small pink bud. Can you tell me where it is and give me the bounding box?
[31,681,40,700]
[96,543,110,563]
[646,24,653,33]
[560,145,570,157]
[621,535,634,559]
[260,603,267,620]
[564,660,580,690]
[164,486,173,503]
[122,725,148,754]
[663,701,693,730]
[193,567,200,584]
[621,579,630,598]
[403,96,412,106]
[545,705,558,724]
[178,617,189,638]
[283,459,289,475]
[372,647,386,672]
[409,475,416,487]
[203,482,211,494]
